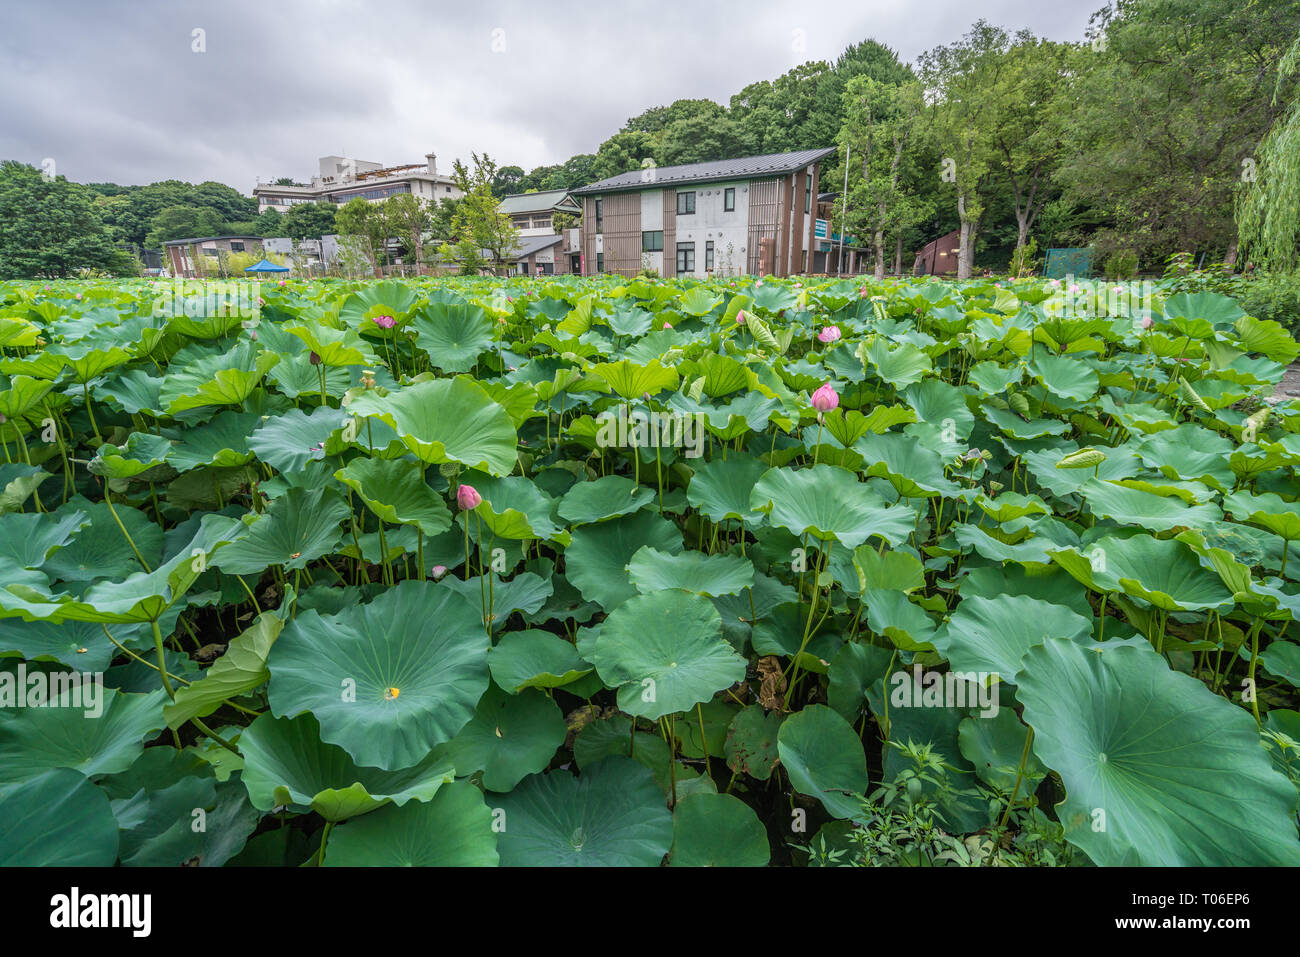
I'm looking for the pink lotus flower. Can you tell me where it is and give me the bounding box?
[859,287,868,298]
[663,321,672,329]
[371,315,396,329]
[1049,279,1061,287]
[818,325,841,344]
[794,282,803,289]
[278,280,286,286]
[431,564,448,579]
[736,310,746,325]
[1069,284,1081,293]
[457,484,482,510]
[755,280,764,287]
[811,382,839,413]
[75,293,82,300]
[1140,316,1153,330]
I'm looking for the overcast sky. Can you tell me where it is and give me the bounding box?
[0,0,1098,190]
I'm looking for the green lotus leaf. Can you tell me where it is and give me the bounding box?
[446,684,566,792]
[0,769,120,865]
[685,452,769,527]
[213,486,348,576]
[267,580,488,769]
[1050,535,1234,612]
[589,590,746,720]
[724,704,785,781]
[565,510,683,611]
[1018,637,1300,866]
[558,475,655,526]
[855,432,961,498]
[626,545,755,597]
[160,340,279,413]
[0,464,48,514]
[164,411,259,471]
[1223,490,1300,543]
[49,343,133,383]
[589,359,679,399]
[88,432,173,480]
[669,792,769,866]
[751,465,915,548]
[0,617,131,672]
[348,376,518,476]
[1081,478,1221,531]
[860,337,932,387]
[412,302,495,373]
[827,641,896,723]
[1260,640,1300,688]
[323,781,498,866]
[0,687,167,784]
[493,757,673,866]
[777,704,868,819]
[284,320,378,367]
[1030,354,1100,401]
[335,456,452,536]
[932,595,1093,683]
[0,375,56,420]
[487,629,592,692]
[460,472,562,541]
[238,711,455,822]
[164,606,286,729]
[863,590,937,651]
[957,709,1046,797]
[247,406,348,474]
[851,546,925,594]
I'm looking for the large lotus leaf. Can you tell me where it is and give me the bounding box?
[558,475,655,526]
[338,279,421,326]
[933,595,1093,684]
[446,684,566,792]
[864,590,938,651]
[49,342,133,382]
[98,748,219,866]
[160,340,279,413]
[439,572,554,633]
[487,630,593,692]
[1081,478,1221,531]
[0,687,166,783]
[348,377,518,476]
[1235,314,1300,364]
[565,510,683,611]
[860,337,932,387]
[0,374,55,419]
[248,405,348,474]
[163,607,285,729]
[854,432,961,498]
[1050,535,1234,612]
[1260,640,1300,688]
[724,704,785,781]
[1164,290,1245,331]
[335,456,452,535]
[164,411,260,471]
[1223,490,1300,542]
[0,507,89,570]
[981,403,1071,440]
[0,768,120,865]
[238,712,455,822]
[0,617,132,672]
[589,359,679,399]
[750,465,915,548]
[686,452,770,527]
[284,320,377,367]
[827,641,896,723]
[323,781,499,866]
[777,704,868,820]
[1133,424,1234,491]
[266,580,488,770]
[669,792,769,866]
[461,472,562,541]
[88,432,173,480]
[589,590,746,720]
[626,545,755,597]
[957,709,1046,797]
[0,464,48,514]
[1018,637,1300,866]
[412,302,495,372]
[493,757,673,866]
[213,486,348,576]
[1030,354,1100,402]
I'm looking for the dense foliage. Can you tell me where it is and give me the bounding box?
[1,274,1299,867]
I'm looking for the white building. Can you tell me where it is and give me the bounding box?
[254,152,462,213]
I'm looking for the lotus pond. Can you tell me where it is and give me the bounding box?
[1,273,1298,867]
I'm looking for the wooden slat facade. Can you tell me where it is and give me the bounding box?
[746,179,779,275]
[662,190,676,276]
[603,192,641,276]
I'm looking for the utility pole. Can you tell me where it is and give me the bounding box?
[838,142,850,278]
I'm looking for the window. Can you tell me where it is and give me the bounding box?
[642,230,663,252]
[676,242,695,275]
[596,252,604,273]
[676,191,695,215]
[595,198,603,234]
[230,241,245,252]
[512,216,530,229]
[705,241,714,271]
[532,216,552,230]
[805,177,812,214]
[724,188,735,212]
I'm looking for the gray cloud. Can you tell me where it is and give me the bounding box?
[0,0,1096,189]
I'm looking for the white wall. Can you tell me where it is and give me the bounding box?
[670,181,749,277]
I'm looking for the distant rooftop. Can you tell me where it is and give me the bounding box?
[499,190,581,215]
[571,148,838,195]
[161,235,262,247]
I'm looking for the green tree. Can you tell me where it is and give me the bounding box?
[592,132,655,180]
[281,201,337,240]
[253,207,287,238]
[334,197,387,276]
[383,193,430,269]
[0,161,137,278]
[436,154,520,275]
[143,204,226,248]
[1237,31,1300,270]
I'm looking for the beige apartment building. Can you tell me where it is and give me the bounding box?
[253,152,463,212]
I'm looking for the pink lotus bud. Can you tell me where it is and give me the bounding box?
[1069,284,1081,293]
[309,351,321,366]
[457,484,482,510]
[859,287,868,297]
[431,564,448,579]
[818,325,841,343]
[755,280,764,287]
[736,310,746,325]
[663,321,672,329]
[810,382,839,413]
[75,293,82,300]
[371,314,396,329]
[278,280,286,286]
[1140,316,1153,330]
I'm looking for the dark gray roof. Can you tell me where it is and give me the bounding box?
[511,234,564,259]
[161,235,262,246]
[571,147,837,196]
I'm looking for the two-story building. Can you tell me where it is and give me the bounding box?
[253,153,462,213]
[498,190,583,276]
[569,148,836,278]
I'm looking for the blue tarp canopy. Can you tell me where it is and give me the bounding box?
[244,258,289,273]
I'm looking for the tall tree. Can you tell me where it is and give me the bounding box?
[281,201,337,240]
[1237,31,1300,270]
[383,193,429,269]
[334,197,387,277]
[437,154,520,275]
[0,161,137,278]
